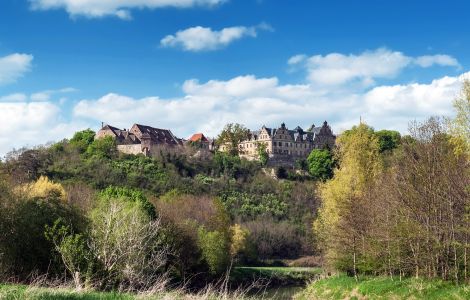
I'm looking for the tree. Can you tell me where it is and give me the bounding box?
[216,123,250,155]
[89,197,167,291]
[19,176,66,202]
[256,142,269,166]
[70,129,96,153]
[86,136,116,159]
[448,78,470,155]
[314,123,382,278]
[375,130,401,153]
[197,227,230,275]
[99,186,156,219]
[307,149,334,180]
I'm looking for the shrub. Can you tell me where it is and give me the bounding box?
[243,219,302,259]
[99,186,156,219]
[197,227,230,275]
[89,197,167,291]
[69,129,96,153]
[86,136,116,159]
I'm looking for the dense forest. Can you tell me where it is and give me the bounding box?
[0,81,468,297]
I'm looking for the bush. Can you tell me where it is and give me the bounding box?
[69,129,96,153]
[86,136,116,159]
[0,179,85,279]
[197,228,230,275]
[99,186,156,219]
[88,197,167,291]
[156,195,231,278]
[243,219,303,259]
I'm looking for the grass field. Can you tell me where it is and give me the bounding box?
[0,284,141,300]
[295,275,470,300]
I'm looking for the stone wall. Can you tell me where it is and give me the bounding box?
[117,144,143,155]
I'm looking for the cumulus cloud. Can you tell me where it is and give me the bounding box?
[0,93,28,102]
[30,0,225,19]
[414,54,461,68]
[30,87,77,102]
[0,101,87,157]
[161,24,271,51]
[1,71,466,156]
[289,48,460,86]
[73,72,469,141]
[0,53,33,85]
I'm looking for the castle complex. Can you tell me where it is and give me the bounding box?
[96,121,335,166]
[237,121,336,165]
[96,123,183,156]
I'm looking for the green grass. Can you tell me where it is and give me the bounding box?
[295,275,470,300]
[0,284,177,300]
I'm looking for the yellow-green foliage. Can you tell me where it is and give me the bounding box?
[449,79,470,156]
[313,123,382,266]
[230,223,249,257]
[19,176,66,202]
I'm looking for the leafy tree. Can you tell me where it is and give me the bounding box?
[197,227,230,275]
[375,130,401,153]
[220,191,288,220]
[19,176,66,202]
[99,186,156,219]
[256,142,269,166]
[70,129,96,153]
[45,219,92,289]
[89,197,167,290]
[448,78,470,155]
[86,136,116,159]
[307,149,334,180]
[314,123,382,277]
[216,123,250,155]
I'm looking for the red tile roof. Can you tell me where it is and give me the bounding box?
[188,133,208,142]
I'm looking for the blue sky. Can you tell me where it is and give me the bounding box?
[0,0,469,155]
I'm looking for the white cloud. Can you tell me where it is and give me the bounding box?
[72,72,468,141]
[287,54,307,65]
[414,54,460,68]
[161,24,270,51]
[30,87,77,102]
[289,48,460,86]
[1,71,466,157]
[0,53,33,85]
[0,93,28,102]
[30,0,225,19]
[0,101,87,157]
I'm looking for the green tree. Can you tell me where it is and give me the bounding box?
[197,227,231,275]
[307,149,334,180]
[314,123,382,277]
[86,136,116,159]
[256,142,269,166]
[70,129,96,153]
[216,123,250,155]
[375,130,401,153]
[99,186,156,219]
[448,79,470,155]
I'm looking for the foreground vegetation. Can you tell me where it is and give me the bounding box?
[0,80,468,298]
[296,275,470,300]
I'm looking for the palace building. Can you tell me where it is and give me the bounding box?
[238,121,335,163]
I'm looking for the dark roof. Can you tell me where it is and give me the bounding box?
[132,124,181,145]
